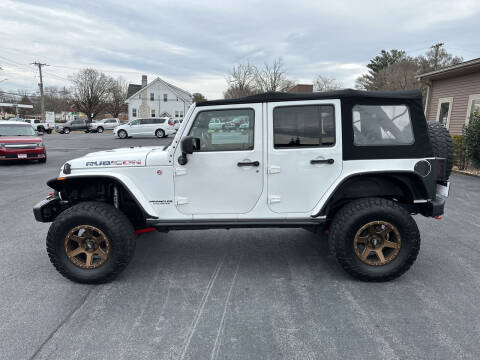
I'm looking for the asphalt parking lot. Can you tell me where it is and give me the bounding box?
[1,132,479,360]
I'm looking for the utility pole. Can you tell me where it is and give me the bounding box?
[430,43,444,71]
[31,61,49,121]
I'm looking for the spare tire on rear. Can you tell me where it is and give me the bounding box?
[427,122,454,180]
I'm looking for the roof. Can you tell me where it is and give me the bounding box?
[196,89,422,107]
[126,77,192,102]
[127,84,142,98]
[416,57,480,81]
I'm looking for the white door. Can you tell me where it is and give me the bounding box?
[267,100,343,213]
[128,119,142,135]
[174,105,263,215]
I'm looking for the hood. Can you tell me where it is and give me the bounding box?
[66,146,170,170]
[0,136,43,143]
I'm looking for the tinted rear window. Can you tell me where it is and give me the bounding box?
[273,105,335,148]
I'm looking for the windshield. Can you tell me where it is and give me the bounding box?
[0,124,36,136]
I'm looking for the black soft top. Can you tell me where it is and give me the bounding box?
[196,89,422,106]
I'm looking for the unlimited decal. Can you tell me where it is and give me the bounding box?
[85,160,143,167]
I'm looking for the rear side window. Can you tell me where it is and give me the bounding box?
[353,105,414,146]
[273,105,335,148]
[152,118,165,124]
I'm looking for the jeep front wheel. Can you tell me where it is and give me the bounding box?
[328,197,420,282]
[46,202,136,283]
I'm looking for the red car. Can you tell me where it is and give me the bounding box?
[0,121,47,162]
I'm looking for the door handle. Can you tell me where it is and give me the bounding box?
[237,161,260,167]
[310,158,334,165]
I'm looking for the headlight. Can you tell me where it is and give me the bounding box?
[0,143,5,149]
[37,142,44,147]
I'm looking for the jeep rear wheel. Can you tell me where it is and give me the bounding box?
[46,202,136,283]
[328,197,420,282]
[155,129,165,138]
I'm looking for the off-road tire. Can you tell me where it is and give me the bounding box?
[46,129,52,134]
[155,129,165,138]
[63,127,71,134]
[97,126,104,133]
[37,126,45,134]
[118,129,127,139]
[328,197,420,282]
[427,122,454,179]
[46,201,136,284]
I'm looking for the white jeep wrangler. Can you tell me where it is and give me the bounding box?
[34,90,453,284]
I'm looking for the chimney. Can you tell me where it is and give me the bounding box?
[141,75,147,88]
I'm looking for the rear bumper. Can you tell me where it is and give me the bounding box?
[417,198,445,217]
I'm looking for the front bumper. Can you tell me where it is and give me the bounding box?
[0,147,46,160]
[33,195,66,222]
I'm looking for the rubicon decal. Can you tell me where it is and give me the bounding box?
[85,160,143,166]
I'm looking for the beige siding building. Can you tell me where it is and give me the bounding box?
[417,58,480,135]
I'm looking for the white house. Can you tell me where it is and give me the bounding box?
[125,75,192,121]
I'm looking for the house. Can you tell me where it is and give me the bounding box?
[288,84,313,93]
[126,75,192,121]
[417,57,480,135]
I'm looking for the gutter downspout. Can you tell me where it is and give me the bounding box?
[424,80,432,119]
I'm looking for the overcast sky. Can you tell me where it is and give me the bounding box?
[1,0,479,99]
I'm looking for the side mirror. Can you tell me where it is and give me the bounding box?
[178,136,200,165]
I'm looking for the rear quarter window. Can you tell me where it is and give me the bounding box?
[352,105,414,146]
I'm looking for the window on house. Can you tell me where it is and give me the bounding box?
[353,105,414,146]
[151,109,156,117]
[180,111,184,118]
[467,94,480,125]
[274,105,335,148]
[175,111,179,118]
[150,93,154,101]
[132,108,137,117]
[163,94,168,102]
[436,97,453,128]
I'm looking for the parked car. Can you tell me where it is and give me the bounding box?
[173,119,183,131]
[0,121,46,162]
[113,117,175,139]
[208,118,224,130]
[88,118,120,133]
[23,118,54,134]
[34,89,453,284]
[56,119,88,134]
[223,121,236,131]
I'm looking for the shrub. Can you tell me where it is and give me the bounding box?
[464,113,480,167]
[452,135,467,169]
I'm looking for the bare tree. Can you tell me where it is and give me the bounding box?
[105,77,128,118]
[313,75,343,92]
[254,58,292,92]
[70,69,113,122]
[224,62,257,99]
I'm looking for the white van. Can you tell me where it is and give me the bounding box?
[113,117,175,139]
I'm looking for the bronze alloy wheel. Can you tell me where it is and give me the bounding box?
[353,221,402,266]
[64,225,110,269]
